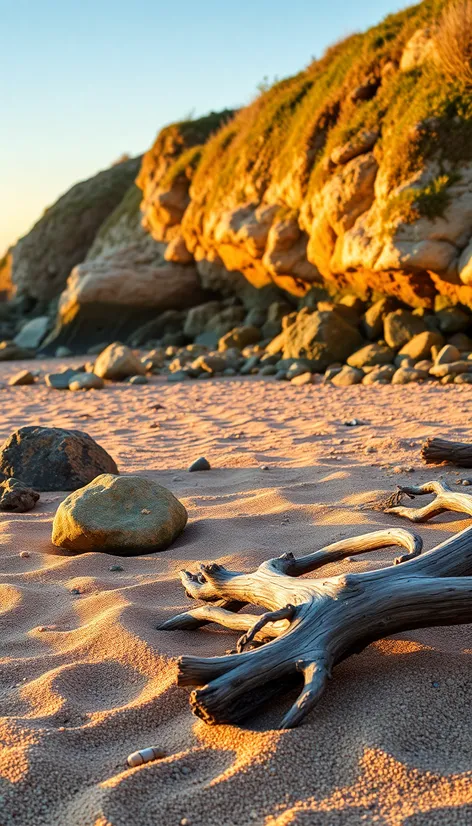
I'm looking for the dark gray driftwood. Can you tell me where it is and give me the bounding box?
[159,481,472,728]
[422,436,472,467]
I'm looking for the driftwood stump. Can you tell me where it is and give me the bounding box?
[422,437,472,467]
[159,481,472,728]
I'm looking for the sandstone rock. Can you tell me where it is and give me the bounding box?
[454,373,472,384]
[268,310,362,370]
[52,474,187,553]
[94,343,146,381]
[0,426,118,491]
[429,361,472,378]
[361,298,399,341]
[398,331,444,361]
[400,28,436,72]
[164,234,193,264]
[8,370,35,386]
[218,326,261,351]
[11,156,141,302]
[391,367,429,384]
[414,359,433,372]
[330,130,379,165]
[0,342,35,361]
[0,478,40,512]
[331,366,364,386]
[435,344,461,365]
[362,365,396,384]
[195,354,227,374]
[383,310,427,350]
[188,457,211,472]
[347,343,395,369]
[69,373,105,391]
[14,316,49,349]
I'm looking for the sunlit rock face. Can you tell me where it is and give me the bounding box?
[11,156,141,302]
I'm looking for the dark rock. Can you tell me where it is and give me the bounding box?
[361,298,399,340]
[45,368,82,390]
[0,341,35,361]
[218,326,261,351]
[0,478,40,512]
[436,307,470,334]
[267,310,362,370]
[188,457,211,472]
[0,426,118,491]
[347,343,395,369]
[383,310,427,349]
[127,375,149,385]
[8,370,35,386]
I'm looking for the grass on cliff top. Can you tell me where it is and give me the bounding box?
[188,0,472,222]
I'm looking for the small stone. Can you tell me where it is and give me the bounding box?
[19,551,30,558]
[188,457,211,472]
[462,479,471,486]
[8,370,35,387]
[69,373,105,391]
[290,371,313,386]
[45,368,80,390]
[109,564,124,571]
[56,346,72,358]
[0,478,40,512]
[127,747,166,767]
[71,588,81,595]
[260,465,269,470]
[343,419,362,427]
[128,374,149,385]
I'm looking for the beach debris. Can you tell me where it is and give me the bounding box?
[0,478,40,512]
[8,370,35,386]
[52,474,187,553]
[159,479,472,729]
[127,747,166,767]
[188,457,211,472]
[0,426,118,491]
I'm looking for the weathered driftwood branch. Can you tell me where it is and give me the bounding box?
[422,436,472,467]
[159,481,472,728]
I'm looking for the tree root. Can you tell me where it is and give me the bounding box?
[158,481,472,728]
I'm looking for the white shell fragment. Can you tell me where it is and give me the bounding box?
[127,747,166,767]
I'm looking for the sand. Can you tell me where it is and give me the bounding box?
[0,357,471,826]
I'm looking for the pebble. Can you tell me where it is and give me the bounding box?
[109,564,123,572]
[8,370,36,387]
[260,465,269,470]
[127,747,166,767]
[344,418,362,426]
[70,588,81,596]
[128,375,149,385]
[19,551,30,558]
[188,456,211,472]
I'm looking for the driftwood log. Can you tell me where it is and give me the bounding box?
[159,481,472,728]
[422,436,472,467]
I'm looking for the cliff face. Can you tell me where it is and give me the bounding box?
[137,0,472,310]
[11,156,141,303]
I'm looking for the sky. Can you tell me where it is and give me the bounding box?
[0,0,407,254]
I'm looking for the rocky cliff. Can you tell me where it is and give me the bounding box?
[137,0,472,310]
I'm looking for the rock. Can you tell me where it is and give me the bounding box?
[14,316,49,349]
[391,367,429,384]
[290,372,313,385]
[331,366,364,386]
[218,326,261,351]
[448,333,472,352]
[454,373,472,384]
[400,28,436,72]
[267,310,362,370]
[127,375,149,385]
[94,343,146,381]
[347,343,395,369]
[435,307,470,334]
[398,331,445,361]
[361,298,399,341]
[260,364,277,376]
[383,310,427,350]
[414,359,433,372]
[435,344,461,365]
[362,365,396,384]
[164,234,193,264]
[167,370,189,382]
[324,366,342,381]
[10,156,141,302]
[8,370,35,386]
[330,129,379,165]
[183,302,222,339]
[188,457,211,472]
[0,426,118,491]
[87,342,109,355]
[429,361,472,378]
[196,354,227,374]
[195,331,219,349]
[240,355,261,375]
[45,368,82,390]
[0,478,40,512]
[51,474,187,553]
[286,360,314,380]
[223,367,237,376]
[69,373,105,391]
[56,346,72,358]
[0,341,35,361]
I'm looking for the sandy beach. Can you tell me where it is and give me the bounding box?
[0,357,471,826]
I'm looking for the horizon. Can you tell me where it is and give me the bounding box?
[1,0,407,254]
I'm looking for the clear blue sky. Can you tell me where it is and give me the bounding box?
[1,0,407,253]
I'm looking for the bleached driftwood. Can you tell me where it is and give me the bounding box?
[159,481,472,728]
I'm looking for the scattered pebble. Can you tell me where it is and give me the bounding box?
[19,550,30,558]
[70,588,81,595]
[127,747,166,767]
[109,564,123,572]
[343,419,362,427]
[260,465,269,470]
[188,456,211,472]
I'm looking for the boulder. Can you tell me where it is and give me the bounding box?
[8,370,35,387]
[448,333,472,352]
[383,310,427,350]
[183,301,221,338]
[429,361,472,378]
[0,342,35,361]
[14,316,49,349]
[435,307,470,334]
[93,343,146,381]
[0,426,118,491]
[361,298,399,341]
[267,310,362,370]
[45,368,83,390]
[398,331,445,361]
[0,478,40,512]
[69,373,105,391]
[331,366,364,386]
[391,367,429,384]
[362,365,396,384]
[52,474,187,553]
[347,343,395,369]
[218,326,261,351]
[435,344,461,365]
